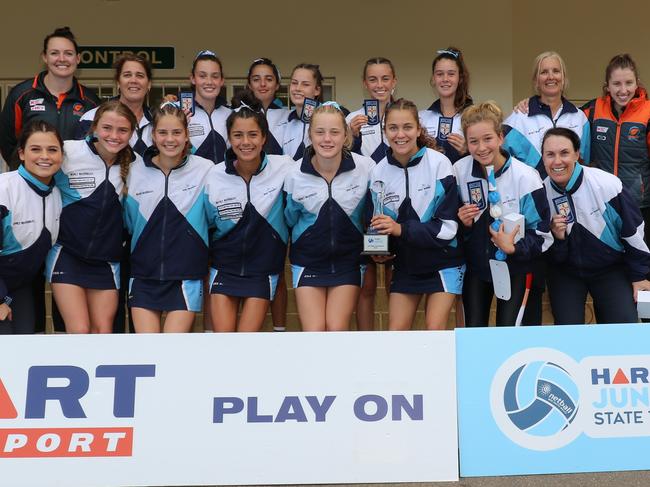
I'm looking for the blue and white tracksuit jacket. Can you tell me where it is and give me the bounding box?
[369,147,463,274]
[264,99,289,155]
[0,166,61,301]
[284,149,373,274]
[503,96,591,177]
[188,100,232,163]
[282,109,310,161]
[55,139,131,262]
[123,149,212,280]
[419,100,467,163]
[77,103,153,157]
[346,107,388,163]
[203,150,293,276]
[544,163,650,281]
[454,153,553,281]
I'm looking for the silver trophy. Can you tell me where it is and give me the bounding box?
[362,181,390,255]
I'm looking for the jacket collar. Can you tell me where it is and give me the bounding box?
[550,162,583,195]
[528,95,578,118]
[300,146,356,177]
[470,149,512,178]
[33,71,85,102]
[224,148,269,175]
[386,146,426,169]
[18,164,55,196]
[143,145,188,170]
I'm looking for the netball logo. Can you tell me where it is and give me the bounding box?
[490,348,583,451]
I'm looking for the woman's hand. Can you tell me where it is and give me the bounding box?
[550,215,568,240]
[446,133,467,155]
[370,214,401,237]
[513,98,530,114]
[489,223,520,255]
[0,303,12,321]
[632,280,650,302]
[458,203,480,228]
[348,114,368,137]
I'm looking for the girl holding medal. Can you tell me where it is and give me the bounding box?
[542,127,650,324]
[282,63,324,161]
[47,100,137,333]
[246,58,289,156]
[204,93,293,332]
[368,99,463,330]
[124,103,212,332]
[454,102,552,326]
[346,57,397,330]
[419,47,473,163]
[0,121,63,333]
[284,102,373,331]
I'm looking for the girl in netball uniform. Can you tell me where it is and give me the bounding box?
[346,57,398,330]
[282,63,324,161]
[419,47,473,164]
[285,102,373,331]
[47,100,137,333]
[454,102,552,326]
[187,49,232,164]
[246,57,289,155]
[124,103,212,332]
[0,121,62,333]
[369,99,463,329]
[204,94,293,332]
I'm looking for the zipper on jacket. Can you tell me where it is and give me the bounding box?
[159,172,171,280]
[208,110,219,162]
[613,121,622,176]
[327,181,335,273]
[85,164,110,258]
[42,195,46,234]
[239,175,253,276]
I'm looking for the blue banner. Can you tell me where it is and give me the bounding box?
[457,324,650,476]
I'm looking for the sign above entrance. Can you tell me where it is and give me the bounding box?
[78,46,175,69]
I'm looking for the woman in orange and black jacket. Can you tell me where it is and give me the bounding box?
[582,54,650,245]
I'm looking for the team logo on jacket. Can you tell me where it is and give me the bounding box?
[553,195,574,223]
[73,103,85,117]
[29,98,45,112]
[467,181,486,210]
[627,126,641,141]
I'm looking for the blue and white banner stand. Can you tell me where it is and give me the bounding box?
[0,331,458,486]
[456,324,650,476]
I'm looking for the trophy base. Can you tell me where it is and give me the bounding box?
[361,234,389,255]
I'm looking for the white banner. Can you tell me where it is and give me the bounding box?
[0,332,458,486]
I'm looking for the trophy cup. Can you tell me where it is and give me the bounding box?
[362,181,390,255]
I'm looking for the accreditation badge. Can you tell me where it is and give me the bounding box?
[438,116,453,140]
[301,98,318,124]
[363,99,380,126]
[552,195,574,223]
[467,180,486,210]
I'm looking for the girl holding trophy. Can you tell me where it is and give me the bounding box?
[368,99,463,330]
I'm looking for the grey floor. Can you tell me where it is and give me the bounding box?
[161,470,650,487]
